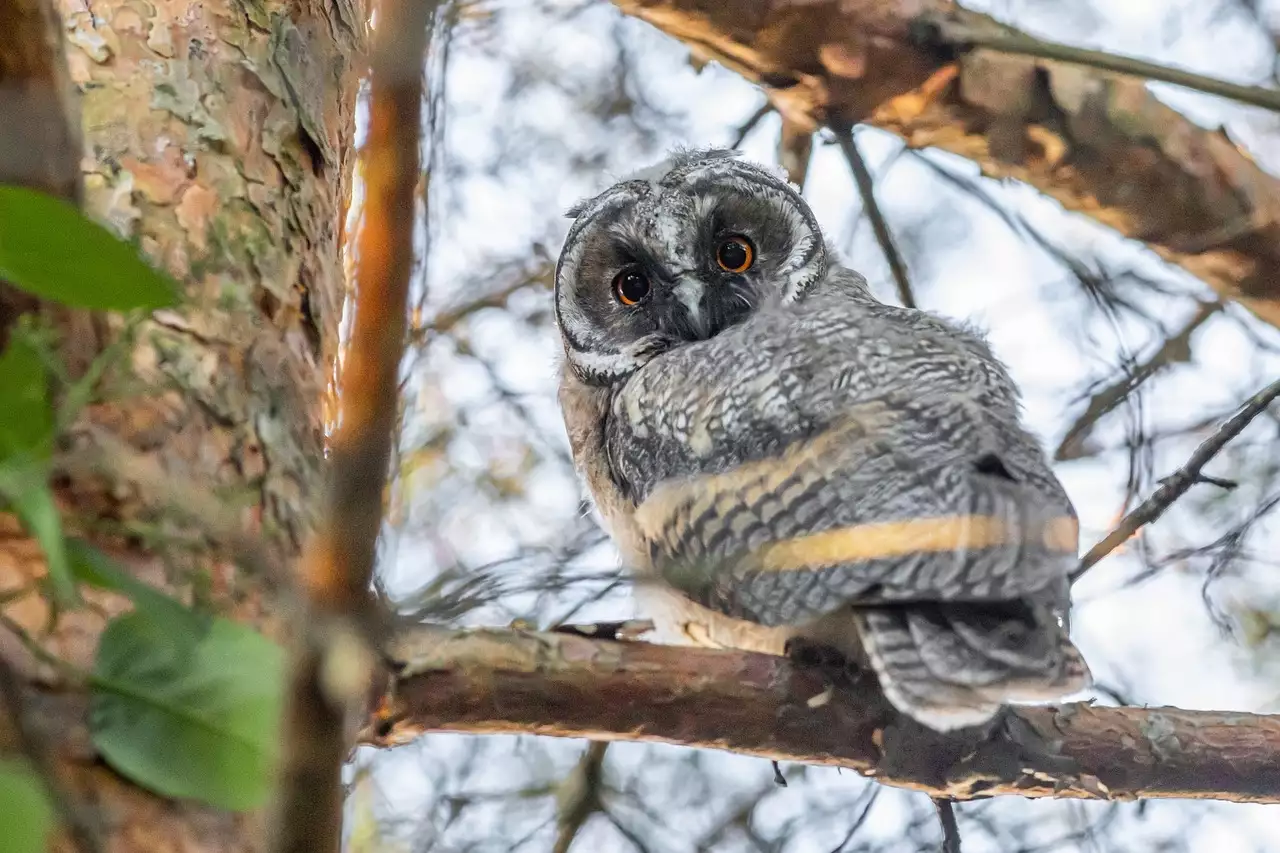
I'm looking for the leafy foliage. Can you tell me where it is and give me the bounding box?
[0,184,285,812]
[0,333,53,460]
[89,607,285,811]
[0,759,55,853]
[0,334,74,605]
[0,185,177,310]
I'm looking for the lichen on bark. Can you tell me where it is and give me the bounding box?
[0,0,368,848]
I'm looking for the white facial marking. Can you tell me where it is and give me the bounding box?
[673,275,705,336]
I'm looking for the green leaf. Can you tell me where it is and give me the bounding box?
[0,759,55,853]
[0,185,178,310]
[0,335,53,461]
[66,539,203,637]
[0,459,76,607]
[0,337,75,605]
[89,610,285,811]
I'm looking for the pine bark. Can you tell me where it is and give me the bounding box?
[0,0,365,848]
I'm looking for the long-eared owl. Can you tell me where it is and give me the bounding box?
[554,148,1089,731]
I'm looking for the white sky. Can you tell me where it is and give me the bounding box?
[360,1,1280,850]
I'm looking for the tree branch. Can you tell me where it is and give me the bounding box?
[918,11,1280,115]
[272,0,433,850]
[365,626,1280,804]
[611,0,1280,330]
[778,117,814,189]
[729,101,773,149]
[1073,375,1280,580]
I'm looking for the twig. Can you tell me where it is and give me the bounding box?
[915,11,1280,114]
[778,117,813,189]
[1073,376,1280,581]
[0,656,103,853]
[552,741,609,853]
[270,0,435,851]
[414,270,551,339]
[728,101,773,149]
[932,798,962,853]
[830,122,916,309]
[1056,301,1222,461]
[828,786,878,853]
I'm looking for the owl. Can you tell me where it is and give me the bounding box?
[554,148,1090,731]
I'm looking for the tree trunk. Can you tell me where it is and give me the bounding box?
[0,0,366,848]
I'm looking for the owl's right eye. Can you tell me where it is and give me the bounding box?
[613,269,651,306]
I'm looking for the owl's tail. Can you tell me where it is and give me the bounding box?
[852,600,1090,731]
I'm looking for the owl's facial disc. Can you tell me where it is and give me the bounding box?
[556,150,827,385]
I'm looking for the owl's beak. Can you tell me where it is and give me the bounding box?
[672,275,709,339]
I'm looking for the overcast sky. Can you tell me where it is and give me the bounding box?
[357,2,1280,850]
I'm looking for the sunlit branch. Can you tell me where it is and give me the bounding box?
[915,11,1280,114]
[272,0,435,850]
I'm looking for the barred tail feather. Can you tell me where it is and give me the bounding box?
[854,602,1090,731]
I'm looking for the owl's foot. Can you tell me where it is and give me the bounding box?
[783,636,866,688]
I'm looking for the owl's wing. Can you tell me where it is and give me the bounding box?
[629,395,1079,629]
[604,295,1087,728]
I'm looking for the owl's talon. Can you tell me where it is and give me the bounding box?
[550,619,655,642]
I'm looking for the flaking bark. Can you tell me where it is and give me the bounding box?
[0,0,365,849]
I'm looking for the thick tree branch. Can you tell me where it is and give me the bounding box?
[366,626,1280,804]
[919,12,1280,114]
[613,0,1280,329]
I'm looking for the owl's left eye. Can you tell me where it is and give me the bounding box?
[716,236,754,274]
[613,269,651,306]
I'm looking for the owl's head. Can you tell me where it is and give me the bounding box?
[555,148,829,384]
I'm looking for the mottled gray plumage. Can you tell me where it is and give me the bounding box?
[555,148,1090,731]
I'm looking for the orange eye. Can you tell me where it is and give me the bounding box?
[716,236,754,273]
[613,269,650,306]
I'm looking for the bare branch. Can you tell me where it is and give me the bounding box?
[272,0,434,850]
[1056,301,1222,462]
[729,101,773,149]
[414,267,551,339]
[553,741,609,853]
[932,798,961,853]
[827,787,878,853]
[831,122,916,309]
[1074,376,1280,581]
[778,117,813,189]
[367,626,1280,804]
